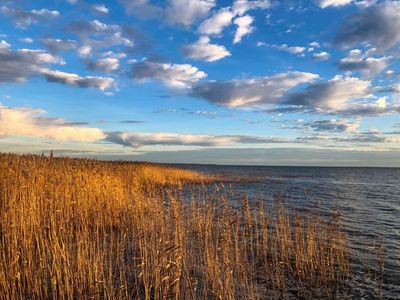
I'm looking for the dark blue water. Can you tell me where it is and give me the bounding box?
[175,165,400,299]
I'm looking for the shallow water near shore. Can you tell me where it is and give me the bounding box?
[175,164,400,299]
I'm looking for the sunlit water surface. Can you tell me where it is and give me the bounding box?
[174,165,400,299]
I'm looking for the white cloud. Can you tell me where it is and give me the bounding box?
[0,45,113,92]
[120,0,215,26]
[337,49,390,77]
[198,0,271,40]
[92,4,109,14]
[182,36,231,62]
[31,9,60,17]
[68,20,120,38]
[1,6,60,28]
[318,0,376,8]
[78,45,92,57]
[313,51,330,61]
[317,0,353,8]
[309,41,320,48]
[233,15,254,44]
[0,105,105,142]
[40,69,116,91]
[376,96,387,108]
[198,8,234,35]
[67,20,134,58]
[355,0,377,8]
[19,37,33,43]
[101,51,127,59]
[0,45,63,83]
[0,40,10,50]
[287,75,371,111]
[17,49,64,64]
[130,60,207,88]
[256,41,266,47]
[385,70,395,77]
[232,0,272,16]
[191,71,319,108]
[165,0,215,26]
[270,44,306,54]
[119,0,162,19]
[87,57,120,72]
[41,38,77,53]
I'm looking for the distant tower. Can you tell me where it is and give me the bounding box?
[50,150,53,159]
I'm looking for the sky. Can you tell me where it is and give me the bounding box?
[0,0,399,166]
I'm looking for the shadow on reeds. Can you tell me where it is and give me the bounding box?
[0,153,380,299]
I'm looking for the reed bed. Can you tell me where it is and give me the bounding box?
[0,153,351,299]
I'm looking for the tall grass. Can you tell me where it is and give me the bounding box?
[0,153,351,299]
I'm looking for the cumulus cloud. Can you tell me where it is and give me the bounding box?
[68,21,135,58]
[105,131,287,148]
[40,69,116,91]
[190,71,319,108]
[270,44,306,54]
[41,38,77,53]
[119,0,162,19]
[78,45,92,57]
[91,4,109,14]
[165,0,215,26]
[86,57,120,72]
[337,49,390,77]
[198,0,271,40]
[67,20,120,38]
[286,75,371,111]
[121,0,271,27]
[120,0,215,26]
[0,40,11,50]
[317,0,352,8]
[335,2,400,51]
[0,44,62,83]
[232,0,272,16]
[198,8,234,35]
[233,15,254,43]
[130,60,207,88]
[182,36,231,62]
[67,20,139,61]
[1,6,60,28]
[270,77,400,116]
[0,105,105,142]
[0,39,115,92]
[313,51,330,61]
[309,41,321,48]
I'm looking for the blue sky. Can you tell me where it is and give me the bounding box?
[0,0,399,166]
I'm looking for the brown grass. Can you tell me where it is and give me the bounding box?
[0,153,351,299]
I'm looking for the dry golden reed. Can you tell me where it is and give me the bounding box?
[0,153,351,299]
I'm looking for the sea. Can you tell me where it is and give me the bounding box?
[174,165,400,299]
